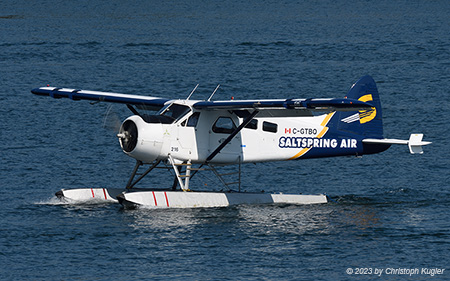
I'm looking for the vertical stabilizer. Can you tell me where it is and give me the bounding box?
[334,75,383,138]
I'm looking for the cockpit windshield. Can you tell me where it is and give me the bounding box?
[158,103,191,122]
[135,103,191,124]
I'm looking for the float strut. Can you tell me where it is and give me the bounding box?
[126,160,161,189]
[126,161,142,189]
[171,165,183,190]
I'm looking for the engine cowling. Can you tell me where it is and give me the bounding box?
[117,115,164,162]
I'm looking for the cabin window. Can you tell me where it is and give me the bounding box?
[212,117,237,134]
[187,112,200,127]
[245,119,258,130]
[263,121,277,133]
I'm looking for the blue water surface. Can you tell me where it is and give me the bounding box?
[1,0,449,280]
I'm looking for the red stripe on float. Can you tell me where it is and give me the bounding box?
[103,188,107,200]
[91,188,95,198]
[164,192,169,207]
[152,191,157,206]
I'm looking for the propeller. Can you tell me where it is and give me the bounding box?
[103,104,142,153]
[102,104,122,133]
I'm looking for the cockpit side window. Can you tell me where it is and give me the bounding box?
[187,112,200,127]
[212,117,237,134]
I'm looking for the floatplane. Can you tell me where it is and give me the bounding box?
[32,75,430,208]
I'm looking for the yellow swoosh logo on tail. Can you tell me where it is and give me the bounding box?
[358,94,376,124]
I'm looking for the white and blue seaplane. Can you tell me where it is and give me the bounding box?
[32,75,430,208]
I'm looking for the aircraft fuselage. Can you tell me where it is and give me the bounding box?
[118,100,382,164]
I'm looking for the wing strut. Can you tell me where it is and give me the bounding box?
[191,110,259,179]
[126,104,141,116]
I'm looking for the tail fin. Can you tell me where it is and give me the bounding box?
[334,75,383,138]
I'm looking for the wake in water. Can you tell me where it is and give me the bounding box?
[34,196,116,206]
[328,186,450,206]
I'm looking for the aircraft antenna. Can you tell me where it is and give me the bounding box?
[207,84,220,101]
[186,84,199,100]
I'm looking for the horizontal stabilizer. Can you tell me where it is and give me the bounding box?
[408,133,432,154]
[363,134,431,154]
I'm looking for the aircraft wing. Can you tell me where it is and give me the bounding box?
[32,87,372,112]
[31,87,170,111]
[193,98,373,111]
